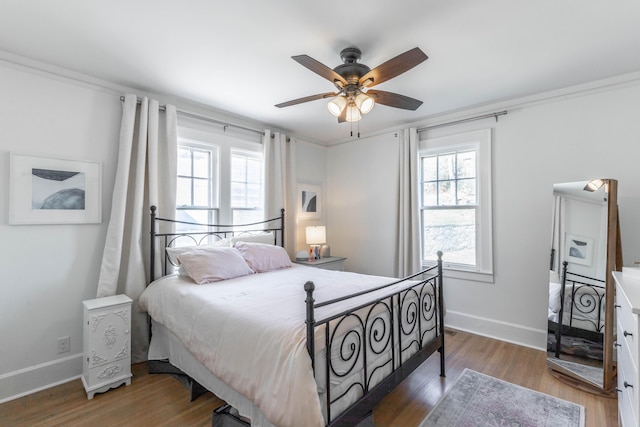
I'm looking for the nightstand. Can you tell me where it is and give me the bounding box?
[82,294,133,399]
[295,256,346,271]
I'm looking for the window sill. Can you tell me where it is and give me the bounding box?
[425,264,494,283]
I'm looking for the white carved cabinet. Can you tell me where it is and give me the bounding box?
[82,294,133,399]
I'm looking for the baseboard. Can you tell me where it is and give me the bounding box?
[445,310,547,351]
[0,353,83,404]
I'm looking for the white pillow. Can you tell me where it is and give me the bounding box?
[548,282,562,313]
[177,247,254,284]
[234,241,292,273]
[166,239,231,266]
[549,270,561,284]
[230,232,275,246]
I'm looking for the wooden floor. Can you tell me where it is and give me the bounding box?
[0,329,618,427]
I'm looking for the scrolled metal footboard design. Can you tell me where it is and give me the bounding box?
[305,252,445,426]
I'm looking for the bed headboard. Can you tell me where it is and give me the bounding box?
[149,206,285,283]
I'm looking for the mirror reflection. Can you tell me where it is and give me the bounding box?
[546,179,618,394]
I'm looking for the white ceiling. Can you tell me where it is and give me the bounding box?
[2,1,640,144]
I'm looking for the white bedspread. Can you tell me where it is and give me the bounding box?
[139,264,405,427]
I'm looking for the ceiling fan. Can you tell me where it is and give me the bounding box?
[275,47,428,123]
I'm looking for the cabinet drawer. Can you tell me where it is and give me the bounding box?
[86,357,131,389]
[618,339,639,425]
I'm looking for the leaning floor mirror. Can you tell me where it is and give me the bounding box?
[546,178,621,396]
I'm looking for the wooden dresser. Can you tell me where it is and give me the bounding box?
[613,268,640,426]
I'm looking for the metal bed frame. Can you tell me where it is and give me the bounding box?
[551,260,606,359]
[147,206,445,426]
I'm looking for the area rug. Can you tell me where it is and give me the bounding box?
[419,369,585,427]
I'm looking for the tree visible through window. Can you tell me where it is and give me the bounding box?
[421,149,477,266]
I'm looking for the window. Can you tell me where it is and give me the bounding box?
[176,132,263,232]
[176,142,218,228]
[230,149,264,225]
[420,129,493,281]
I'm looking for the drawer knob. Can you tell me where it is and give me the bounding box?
[614,341,622,348]
[625,381,634,389]
[617,388,623,393]
[624,330,634,338]
[615,304,621,309]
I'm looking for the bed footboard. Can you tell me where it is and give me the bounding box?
[305,252,445,427]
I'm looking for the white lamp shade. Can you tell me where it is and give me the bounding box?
[345,105,362,122]
[327,96,347,117]
[355,93,375,114]
[305,226,326,244]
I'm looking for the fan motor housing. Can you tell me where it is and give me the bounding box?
[334,47,370,84]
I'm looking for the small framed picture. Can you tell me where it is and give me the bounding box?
[565,234,594,266]
[297,184,321,219]
[9,153,102,224]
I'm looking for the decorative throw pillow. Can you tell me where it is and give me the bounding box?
[234,241,292,273]
[177,247,254,284]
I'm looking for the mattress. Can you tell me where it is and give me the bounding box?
[139,264,434,427]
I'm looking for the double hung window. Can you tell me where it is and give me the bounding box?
[419,129,493,280]
[176,132,263,233]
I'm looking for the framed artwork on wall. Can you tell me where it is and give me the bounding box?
[9,153,102,224]
[565,233,594,266]
[297,184,321,219]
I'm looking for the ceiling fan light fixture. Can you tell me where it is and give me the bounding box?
[345,104,362,122]
[327,96,347,117]
[355,93,375,114]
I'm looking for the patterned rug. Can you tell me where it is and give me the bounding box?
[419,369,585,427]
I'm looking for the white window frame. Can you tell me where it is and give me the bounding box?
[229,148,264,224]
[176,138,219,225]
[419,128,493,282]
[177,125,263,226]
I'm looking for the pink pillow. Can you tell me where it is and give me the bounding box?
[177,247,254,284]
[234,241,292,273]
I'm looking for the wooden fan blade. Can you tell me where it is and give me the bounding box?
[367,90,423,110]
[338,108,347,123]
[359,47,428,88]
[275,92,337,108]
[292,55,348,87]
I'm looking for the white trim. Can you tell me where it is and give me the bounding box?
[445,310,546,351]
[0,353,83,403]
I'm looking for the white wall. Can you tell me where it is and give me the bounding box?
[289,140,327,256]
[327,133,399,276]
[327,78,640,350]
[0,62,121,401]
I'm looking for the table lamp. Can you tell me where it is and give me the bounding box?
[305,226,326,260]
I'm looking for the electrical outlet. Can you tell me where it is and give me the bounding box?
[57,336,70,354]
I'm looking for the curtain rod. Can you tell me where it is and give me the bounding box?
[120,95,264,136]
[417,110,508,132]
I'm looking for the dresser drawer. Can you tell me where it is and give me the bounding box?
[617,337,639,425]
[617,283,640,368]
